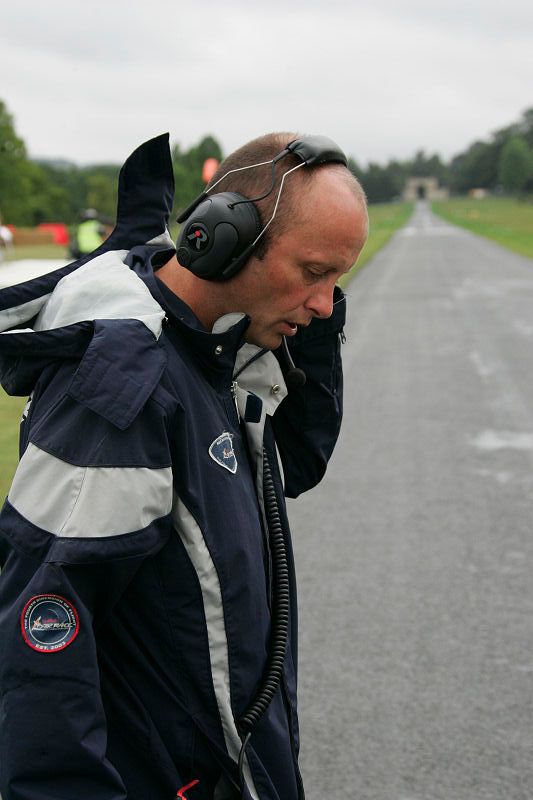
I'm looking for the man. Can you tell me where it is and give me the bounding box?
[69,207,107,259]
[0,132,368,800]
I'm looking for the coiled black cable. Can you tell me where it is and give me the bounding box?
[237,446,290,734]
[237,446,291,733]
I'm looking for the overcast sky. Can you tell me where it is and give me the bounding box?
[1,0,532,168]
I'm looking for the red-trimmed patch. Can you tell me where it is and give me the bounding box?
[21,594,79,653]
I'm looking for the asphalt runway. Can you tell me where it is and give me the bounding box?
[291,201,533,799]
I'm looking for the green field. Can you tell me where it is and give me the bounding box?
[5,243,68,261]
[432,197,533,260]
[0,201,413,492]
[0,390,25,501]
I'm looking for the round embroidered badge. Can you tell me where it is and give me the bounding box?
[21,594,79,653]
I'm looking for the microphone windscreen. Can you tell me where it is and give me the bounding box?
[286,368,306,390]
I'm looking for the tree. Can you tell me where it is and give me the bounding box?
[347,156,363,179]
[447,108,533,195]
[449,140,500,193]
[517,107,533,149]
[24,162,71,225]
[83,165,121,221]
[498,136,533,194]
[36,161,88,223]
[0,99,34,223]
[362,162,400,204]
[0,99,80,224]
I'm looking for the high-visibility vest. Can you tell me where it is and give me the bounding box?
[77,219,103,253]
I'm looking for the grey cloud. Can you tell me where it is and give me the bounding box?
[1,0,531,166]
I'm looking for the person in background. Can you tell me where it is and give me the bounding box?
[69,207,107,259]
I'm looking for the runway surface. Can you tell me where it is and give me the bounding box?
[291,202,533,799]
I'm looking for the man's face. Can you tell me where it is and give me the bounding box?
[229,169,368,350]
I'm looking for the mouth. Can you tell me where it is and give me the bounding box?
[281,321,299,336]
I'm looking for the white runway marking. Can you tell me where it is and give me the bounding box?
[471,430,533,451]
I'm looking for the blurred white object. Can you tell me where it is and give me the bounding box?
[0,259,68,288]
[0,225,13,246]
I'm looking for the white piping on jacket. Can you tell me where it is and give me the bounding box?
[171,494,260,800]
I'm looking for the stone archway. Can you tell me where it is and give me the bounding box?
[402,177,449,201]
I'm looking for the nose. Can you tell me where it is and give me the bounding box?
[305,284,334,319]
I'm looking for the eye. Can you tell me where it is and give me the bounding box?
[303,266,325,283]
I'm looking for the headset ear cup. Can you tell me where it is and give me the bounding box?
[218,198,262,280]
[176,192,261,281]
[216,198,262,280]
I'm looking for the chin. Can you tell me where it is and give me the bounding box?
[244,329,282,350]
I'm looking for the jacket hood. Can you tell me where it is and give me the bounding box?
[0,134,175,397]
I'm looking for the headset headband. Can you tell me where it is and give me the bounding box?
[176,135,347,224]
[286,135,348,166]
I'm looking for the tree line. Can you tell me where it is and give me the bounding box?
[0,100,223,227]
[349,108,533,203]
[1,99,532,226]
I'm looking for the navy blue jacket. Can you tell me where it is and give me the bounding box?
[0,135,346,800]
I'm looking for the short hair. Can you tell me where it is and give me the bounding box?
[206,132,365,260]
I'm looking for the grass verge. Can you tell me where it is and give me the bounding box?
[432,197,533,260]
[5,244,68,261]
[0,390,25,501]
[339,201,413,288]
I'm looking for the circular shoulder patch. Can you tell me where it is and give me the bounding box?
[21,594,79,653]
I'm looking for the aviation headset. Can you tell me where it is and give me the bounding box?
[175,134,348,281]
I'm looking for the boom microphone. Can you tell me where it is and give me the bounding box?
[282,337,306,389]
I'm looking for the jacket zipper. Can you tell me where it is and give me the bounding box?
[230,380,240,422]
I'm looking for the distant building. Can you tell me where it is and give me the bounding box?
[402,177,449,201]
[468,188,489,199]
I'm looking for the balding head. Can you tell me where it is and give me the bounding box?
[206,132,366,260]
[160,132,368,346]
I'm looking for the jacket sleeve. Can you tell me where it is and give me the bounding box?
[0,363,175,800]
[271,285,346,498]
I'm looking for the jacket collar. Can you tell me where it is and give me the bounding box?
[135,255,251,380]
